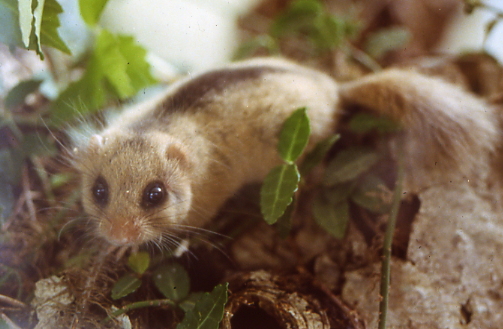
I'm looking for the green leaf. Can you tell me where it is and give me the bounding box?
[365,27,411,60]
[313,194,349,239]
[38,0,71,54]
[50,172,73,188]
[4,79,43,110]
[260,164,300,225]
[275,197,295,238]
[349,113,401,133]
[153,263,190,301]
[111,273,142,300]
[49,29,156,125]
[179,292,204,313]
[323,182,354,204]
[79,0,109,26]
[0,0,24,47]
[299,134,339,175]
[128,252,150,275]
[351,175,392,214]
[324,147,378,186]
[278,107,310,163]
[18,0,33,48]
[176,283,228,329]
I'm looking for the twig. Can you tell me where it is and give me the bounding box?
[377,147,405,329]
[102,299,177,324]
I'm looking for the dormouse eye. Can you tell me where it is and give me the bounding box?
[142,181,167,209]
[92,176,109,206]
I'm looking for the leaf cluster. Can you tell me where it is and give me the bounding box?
[108,252,228,329]
[235,0,358,59]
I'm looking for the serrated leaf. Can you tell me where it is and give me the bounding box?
[278,107,310,163]
[299,134,339,175]
[153,263,190,301]
[349,113,401,133]
[260,164,300,225]
[38,0,71,54]
[95,29,134,98]
[351,175,392,214]
[18,0,33,47]
[365,27,411,59]
[128,252,150,275]
[79,0,109,26]
[115,34,156,91]
[176,283,228,329]
[4,79,43,110]
[111,273,142,300]
[313,195,349,239]
[49,29,155,125]
[324,147,378,186]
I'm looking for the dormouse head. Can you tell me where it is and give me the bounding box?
[75,131,193,247]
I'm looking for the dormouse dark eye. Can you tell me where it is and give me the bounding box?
[92,176,109,206]
[142,181,167,209]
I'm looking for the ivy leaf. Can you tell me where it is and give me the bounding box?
[128,252,150,275]
[324,147,378,186]
[153,263,190,301]
[299,133,339,175]
[260,164,300,225]
[49,29,156,125]
[349,113,401,134]
[351,175,392,214]
[79,0,109,26]
[278,107,310,163]
[313,194,349,239]
[111,273,142,300]
[176,283,228,329]
[4,79,43,110]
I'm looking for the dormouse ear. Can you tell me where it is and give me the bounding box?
[165,142,191,170]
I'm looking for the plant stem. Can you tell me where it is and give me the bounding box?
[103,298,177,324]
[377,151,405,329]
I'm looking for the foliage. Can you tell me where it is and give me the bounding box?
[0,0,70,59]
[107,252,227,329]
[235,0,358,59]
[260,107,311,225]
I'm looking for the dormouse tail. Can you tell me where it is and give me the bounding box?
[339,68,499,192]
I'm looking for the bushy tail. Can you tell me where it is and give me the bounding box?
[339,68,499,192]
